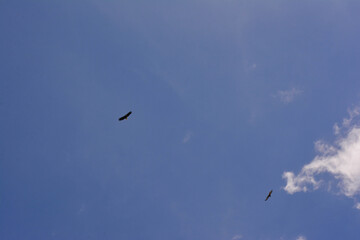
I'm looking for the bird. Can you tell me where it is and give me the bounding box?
[118,111,132,121]
[265,190,273,201]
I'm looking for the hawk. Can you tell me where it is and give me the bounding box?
[265,190,273,201]
[118,111,132,121]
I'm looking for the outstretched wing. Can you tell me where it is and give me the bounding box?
[265,190,273,201]
[119,111,132,121]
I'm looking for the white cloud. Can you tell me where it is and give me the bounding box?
[333,123,340,135]
[182,131,193,143]
[333,107,360,136]
[283,127,360,197]
[232,235,243,240]
[296,235,307,240]
[283,108,360,207]
[314,140,337,155]
[274,87,302,104]
[343,107,360,128]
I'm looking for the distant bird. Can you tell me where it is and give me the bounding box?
[118,111,132,121]
[265,190,273,201]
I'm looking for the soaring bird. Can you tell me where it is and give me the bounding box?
[118,111,132,121]
[265,190,273,201]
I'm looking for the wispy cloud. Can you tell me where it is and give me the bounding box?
[283,107,360,208]
[333,107,360,135]
[274,87,302,104]
[242,60,257,72]
[342,106,360,129]
[182,131,193,143]
[77,203,86,215]
[296,235,307,240]
[333,123,341,135]
[250,63,257,70]
[231,234,243,240]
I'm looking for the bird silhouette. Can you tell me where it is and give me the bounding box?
[119,111,132,121]
[265,190,273,201]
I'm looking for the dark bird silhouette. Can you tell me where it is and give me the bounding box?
[265,190,273,201]
[118,111,132,121]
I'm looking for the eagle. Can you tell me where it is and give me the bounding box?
[118,111,132,121]
[265,190,273,201]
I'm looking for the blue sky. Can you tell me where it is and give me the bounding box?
[1,1,360,239]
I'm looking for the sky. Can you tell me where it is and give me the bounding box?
[1,1,360,239]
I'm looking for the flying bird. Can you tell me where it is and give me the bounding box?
[265,190,273,201]
[118,111,132,121]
